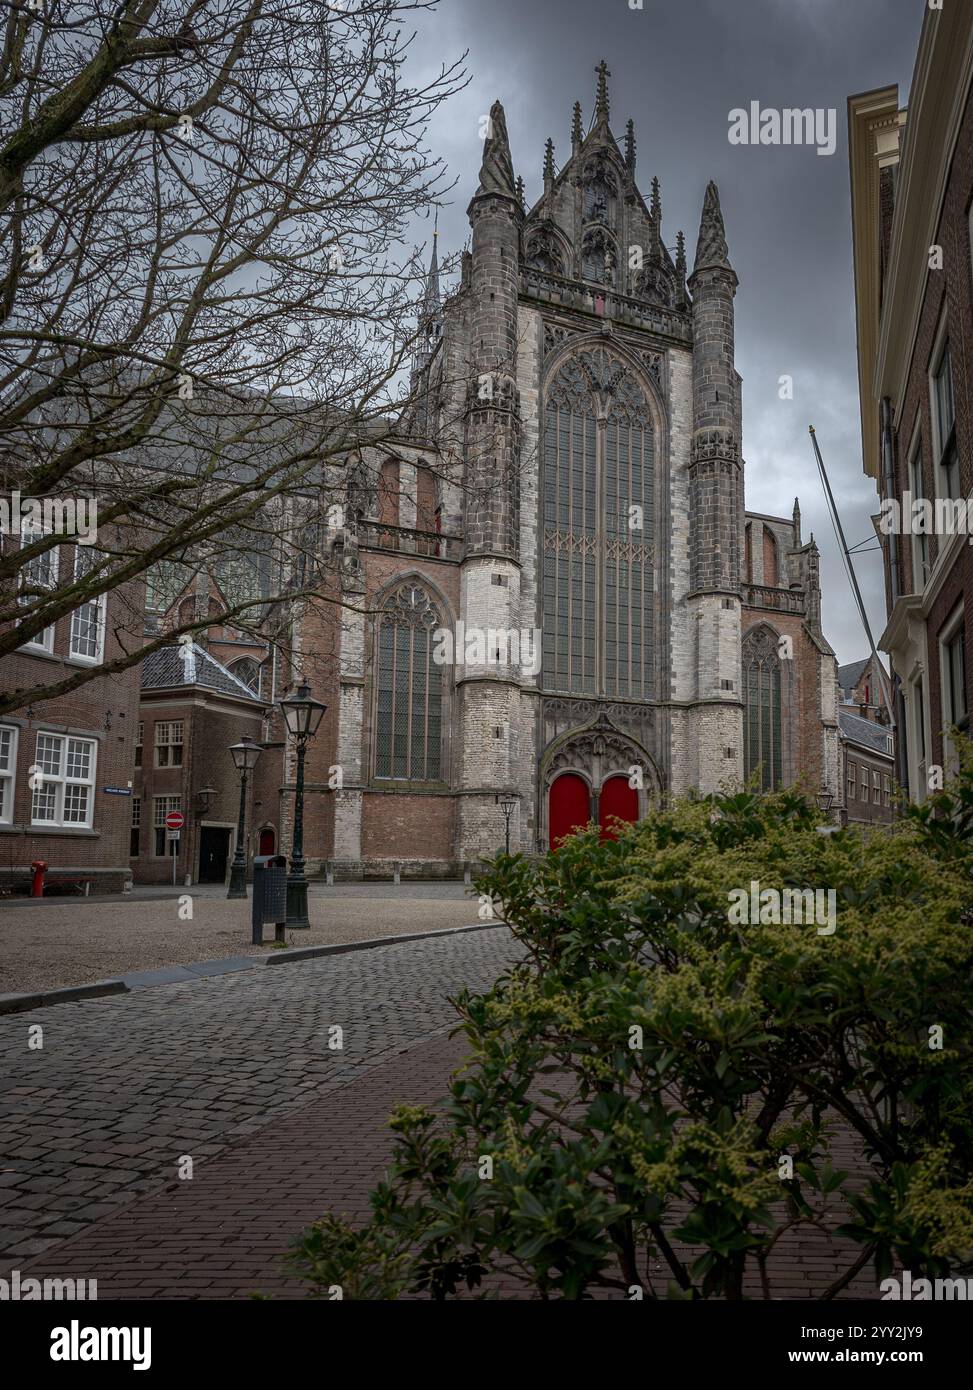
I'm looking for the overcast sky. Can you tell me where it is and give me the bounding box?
[406,0,925,667]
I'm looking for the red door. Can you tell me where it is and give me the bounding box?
[258,827,276,855]
[599,775,639,841]
[549,774,591,850]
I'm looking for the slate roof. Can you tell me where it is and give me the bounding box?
[838,707,894,758]
[141,643,263,703]
[837,658,869,700]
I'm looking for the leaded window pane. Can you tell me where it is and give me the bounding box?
[375,583,444,782]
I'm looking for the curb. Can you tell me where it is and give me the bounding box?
[263,919,502,966]
[0,921,506,1012]
[0,979,129,1016]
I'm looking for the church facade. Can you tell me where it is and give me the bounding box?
[298,64,841,874]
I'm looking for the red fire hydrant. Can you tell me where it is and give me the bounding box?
[30,860,47,898]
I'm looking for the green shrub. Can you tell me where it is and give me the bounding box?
[292,762,973,1299]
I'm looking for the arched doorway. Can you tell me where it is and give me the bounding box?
[549,773,591,850]
[599,775,638,840]
[258,827,276,855]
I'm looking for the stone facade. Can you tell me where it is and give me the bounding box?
[279,63,843,875]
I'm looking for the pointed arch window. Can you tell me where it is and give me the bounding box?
[743,627,783,790]
[542,350,654,699]
[581,229,617,288]
[375,582,444,781]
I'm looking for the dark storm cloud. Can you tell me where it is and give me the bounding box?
[409,0,924,665]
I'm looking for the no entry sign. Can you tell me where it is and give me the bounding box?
[165,810,185,831]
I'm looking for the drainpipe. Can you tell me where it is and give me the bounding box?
[881,395,909,799]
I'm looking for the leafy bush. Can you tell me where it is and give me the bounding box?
[292,762,973,1299]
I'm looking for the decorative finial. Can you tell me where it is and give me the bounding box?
[675,230,688,307]
[475,99,516,200]
[692,180,733,275]
[624,119,636,171]
[651,175,661,225]
[515,174,525,210]
[571,100,583,150]
[595,60,610,120]
[543,137,555,182]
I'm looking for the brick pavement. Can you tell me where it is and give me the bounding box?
[0,924,519,1266]
[12,1021,881,1301]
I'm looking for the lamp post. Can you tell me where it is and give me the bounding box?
[227,737,262,898]
[496,794,516,855]
[816,784,839,836]
[280,680,327,929]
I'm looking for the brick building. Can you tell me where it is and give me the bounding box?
[840,709,895,828]
[286,63,842,876]
[0,531,140,894]
[133,643,270,886]
[849,5,972,802]
[836,654,897,827]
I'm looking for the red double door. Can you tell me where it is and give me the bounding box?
[548,773,638,850]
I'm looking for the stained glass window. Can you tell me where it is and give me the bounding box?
[542,350,654,699]
[743,628,783,790]
[375,582,443,781]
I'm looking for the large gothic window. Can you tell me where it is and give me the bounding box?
[375,582,443,781]
[743,627,783,790]
[542,350,654,699]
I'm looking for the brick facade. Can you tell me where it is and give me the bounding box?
[0,540,140,894]
[849,9,973,803]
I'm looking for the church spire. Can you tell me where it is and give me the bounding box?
[419,214,441,326]
[475,100,517,200]
[693,180,733,275]
[594,59,610,121]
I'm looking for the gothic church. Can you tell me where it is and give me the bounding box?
[302,63,840,873]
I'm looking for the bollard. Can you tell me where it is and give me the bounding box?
[463,862,472,886]
[325,860,334,887]
[392,861,401,885]
[30,860,47,898]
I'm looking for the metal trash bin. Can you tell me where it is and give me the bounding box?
[251,854,288,945]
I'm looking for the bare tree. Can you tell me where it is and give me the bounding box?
[0,0,466,713]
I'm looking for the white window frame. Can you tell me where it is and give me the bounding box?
[909,668,929,803]
[154,721,184,768]
[859,764,869,804]
[846,759,857,803]
[18,521,58,653]
[135,721,143,768]
[940,603,968,775]
[907,423,929,592]
[68,545,106,663]
[30,732,97,829]
[153,794,182,857]
[0,724,19,825]
[929,313,958,501]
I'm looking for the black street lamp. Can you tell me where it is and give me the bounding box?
[496,794,517,855]
[280,680,327,929]
[227,736,262,898]
[816,785,834,815]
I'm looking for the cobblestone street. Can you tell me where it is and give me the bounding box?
[0,924,519,1269]
[0,882,481,994]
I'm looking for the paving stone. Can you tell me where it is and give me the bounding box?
[0,927,517,1265]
